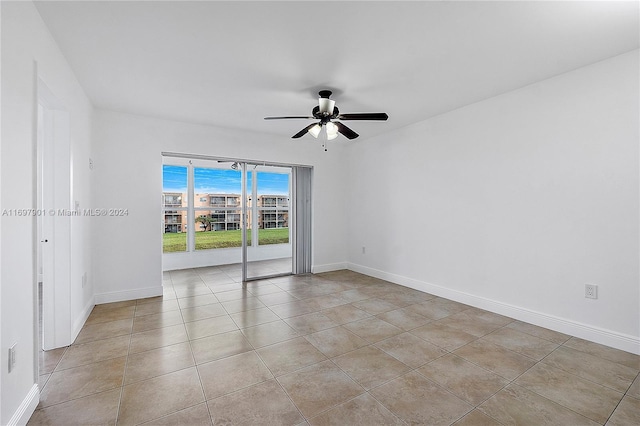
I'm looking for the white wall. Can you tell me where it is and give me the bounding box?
[0,2,3,422]
[0,2,94,424]
[347,50,639,354]
[91,110,348,303]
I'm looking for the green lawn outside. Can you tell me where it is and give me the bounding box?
[163,228,289,253]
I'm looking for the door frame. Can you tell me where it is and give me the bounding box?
[243,161,293,282]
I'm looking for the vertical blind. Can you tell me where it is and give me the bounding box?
[292,166,312,274]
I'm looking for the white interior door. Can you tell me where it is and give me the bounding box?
[38,80,72,351]
[38,104,55,350]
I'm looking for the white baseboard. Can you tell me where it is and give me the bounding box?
[312,262,348,274]
[94,286,163,305]
[348,262,640,355]
[7,384,39,426]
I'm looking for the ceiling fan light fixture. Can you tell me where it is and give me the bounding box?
[318,98,335,114]
[325,121,338,137]
[308,123,322,138]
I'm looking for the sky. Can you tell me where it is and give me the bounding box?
[163,165,289,195]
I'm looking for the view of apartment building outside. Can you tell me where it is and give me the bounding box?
[257,195,289,229]
[163,193,184,233]
[163,193,288,234]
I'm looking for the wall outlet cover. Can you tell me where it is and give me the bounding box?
[585,284,598,299]
[8,343,17,373]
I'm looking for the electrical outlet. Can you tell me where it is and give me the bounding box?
[362,246,366,254]
[8,343,16,373]
[585,284,598,299]
[82,272,87,288]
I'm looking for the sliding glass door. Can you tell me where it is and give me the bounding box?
[244,164,292,280]
[162,155,305,282]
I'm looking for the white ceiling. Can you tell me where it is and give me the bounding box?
[34,1,639,141]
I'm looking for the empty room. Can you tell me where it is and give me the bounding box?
[1,1,639,425]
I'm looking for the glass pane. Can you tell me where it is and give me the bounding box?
[246,168,292,280]
[257,172,289,245]
[162,165,187,252]
[193,210,250,249]
[194,167,249,250]
[194,167,242,198]
[163,165,187,208]
[162,215,186,252]
[194,168,242,218]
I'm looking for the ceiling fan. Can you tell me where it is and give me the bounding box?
[264,90,388,144]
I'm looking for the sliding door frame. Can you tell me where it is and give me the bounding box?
[162,152,312,282]
[241,162,248,282]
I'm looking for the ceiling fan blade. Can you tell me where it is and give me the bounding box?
[292,123,318,139]
[337,113,388,121]
[264,116,314,120]
[335,122,359,140]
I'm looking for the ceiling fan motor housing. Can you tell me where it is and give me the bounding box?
[312,106,339,122]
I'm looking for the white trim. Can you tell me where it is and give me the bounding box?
[186,162,195,252]
[71,295,95,343]
[161,151,312,169]
[312,262,348,274]
[241,163,248,281]
[7,384,39,426]
[94,286,163,305]
[348,262,640,355]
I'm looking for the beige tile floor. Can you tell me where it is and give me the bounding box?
[30,268,640,425]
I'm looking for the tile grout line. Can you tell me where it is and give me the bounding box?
[251,346,308,424]
[363,315,528,425]
[109,299,134,426]
[324,351,411,422]
[441,323,551,422]
[503,341,616,425]
[186,323,211,425]
[549,338,638,393]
